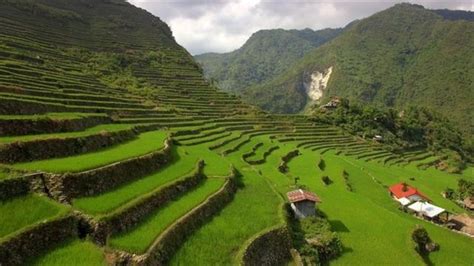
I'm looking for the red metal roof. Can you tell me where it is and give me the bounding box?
[287,189,321,203]
[389,183,429,201]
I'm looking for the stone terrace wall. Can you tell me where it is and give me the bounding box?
[44,138,173,202]
[0,215,77,265]
[90,161,206,245]
[241,227,292,266]
[0,129,136,163]
[0,115,111,136]
[133,172,238,265]
[0,173,40,201]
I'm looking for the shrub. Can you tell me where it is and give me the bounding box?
[443,188,455,200]
[342,170,352,192]
[318,159,326,171]
[412,225,438,255]
[458,179,474,199]
[300,217,343,263]
[321,176,332,186]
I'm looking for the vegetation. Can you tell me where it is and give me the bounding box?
[289,215,343,264]
[412,225,439,256]
[310,99,472,172]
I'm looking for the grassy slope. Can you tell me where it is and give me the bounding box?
[0,194,68,239]
[286,149,473,265]
[31,239,106,266]
[11,130,168,172]
[109,177,226,253]
[72,147,199,215]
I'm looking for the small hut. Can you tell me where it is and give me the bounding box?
[287,189,321,219]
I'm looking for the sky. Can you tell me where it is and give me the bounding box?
[128,0,473,55]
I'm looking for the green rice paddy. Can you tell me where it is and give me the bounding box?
[0,195,68,240]
[30,239,106,266]
[109,177,226,253]
[11,130,168,173]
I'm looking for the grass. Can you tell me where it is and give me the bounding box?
[109,177,226,254]
[0,194,68,239]
[30,239,106,266]
[72,147,199,215]
[11,130,168,173]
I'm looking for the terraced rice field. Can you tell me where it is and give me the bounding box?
[0,1,472,265]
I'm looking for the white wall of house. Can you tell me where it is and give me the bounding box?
[291,200,316,219]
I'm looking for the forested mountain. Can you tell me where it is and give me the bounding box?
[243,4,473,135]
[194,27,342,93]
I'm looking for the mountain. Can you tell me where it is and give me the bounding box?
[243,4,473,134]
[194,27,342,93]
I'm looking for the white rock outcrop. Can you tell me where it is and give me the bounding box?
[304,67,333,101]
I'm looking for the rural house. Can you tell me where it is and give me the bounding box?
[389,182,430,206]
[321,97,341,110]
[408,201,447,222]
[287,189,321,219]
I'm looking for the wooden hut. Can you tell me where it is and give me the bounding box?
[287,189,321,219]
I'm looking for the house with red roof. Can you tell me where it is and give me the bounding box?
[287,189,321,219]
[389,183,430,206]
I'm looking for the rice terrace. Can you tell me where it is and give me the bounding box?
[0,0,473,265]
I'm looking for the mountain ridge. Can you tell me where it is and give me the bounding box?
[195,27,343,93]
[240,3,473,134]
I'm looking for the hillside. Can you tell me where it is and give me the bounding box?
[0,1,473,265]
[244,4,474,134]
[195,27,342,93]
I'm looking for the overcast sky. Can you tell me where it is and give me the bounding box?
[128,0,473,55]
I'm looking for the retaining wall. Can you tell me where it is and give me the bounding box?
[0,215,77,265]
[0,115,111,136]
[0,173,41,201]
[135,174,238,265]
[44,139,173,202]
[90,161,206,245]
[240,227,292,266]
[0,129,137,163]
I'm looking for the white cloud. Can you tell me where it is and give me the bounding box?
[129,0,473,55]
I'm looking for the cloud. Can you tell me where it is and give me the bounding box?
[128,0,473,55]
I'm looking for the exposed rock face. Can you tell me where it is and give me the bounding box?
[304,67,333,102]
